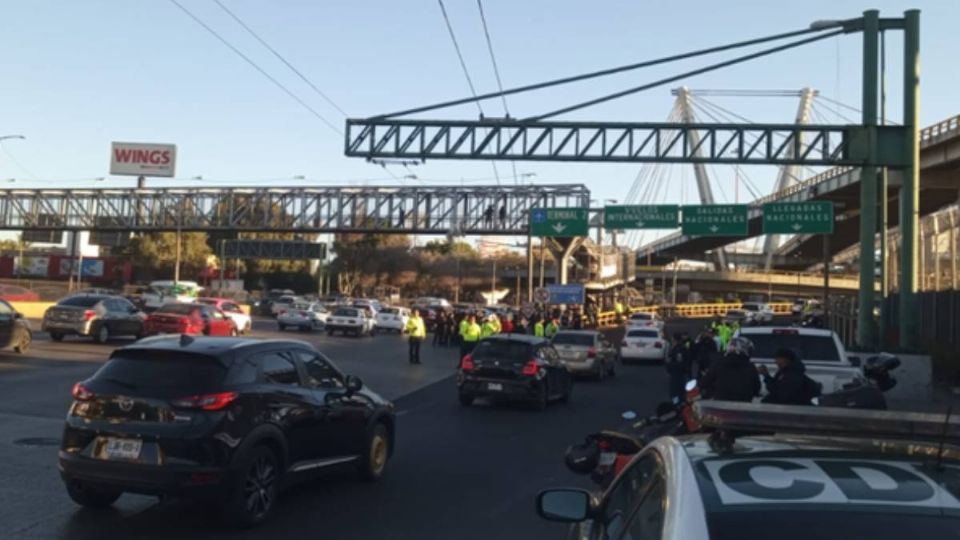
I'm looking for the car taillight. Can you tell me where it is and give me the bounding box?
[83,310,96,321]
[72,382,94,401]
[171,391,238,411]
[521,360,539,376]
[460,355,474,371]
[587,347,597,358]
[654,341,663,349]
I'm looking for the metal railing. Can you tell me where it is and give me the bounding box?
[596,301,792,326]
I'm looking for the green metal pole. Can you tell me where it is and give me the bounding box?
[857,9,879,350]
[899,9,921,350]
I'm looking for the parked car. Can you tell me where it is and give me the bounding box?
[740,302,774,325]
[551,330,617,381]
[457,334,573,410]
[0,284,40,302]
[626,311,664,329]
[270,295,301,317]
[59,336,395,527]
[197,297,252,334]
[722,309,748,326]
[326,307,375,337]
[277,302,330,332]
[143,303,237,337]
[0,298,32,353]
[375,307,410,333]
[619,327,668,363]
[141,281,201,311]
[42,294,144,343]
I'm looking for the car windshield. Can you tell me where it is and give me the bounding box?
[334,308,359,317]
[472,339,532,362]
[59,295,103,307]
[93,351,226,397]
[155,304,197,315]
[745,332,841,361]
[551,333,595,346]
[626,329,659,338]
[707,510,959,540]
[381,308,399,315]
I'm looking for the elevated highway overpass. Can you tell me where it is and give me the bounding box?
[634,267,871,299]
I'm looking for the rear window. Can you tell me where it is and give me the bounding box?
[59,296,103,307]
[156,304,197,315]
[742,304,760,311]
[727,310,745,316]
[631,313,653,320]
[92,351,226,397]
[552,333,595,346]
[334,308,359,317]
[707,510,959,540]
[196,299,217,306]
[627,329,659,338]
[381,308,399,315]
[744,332,841,361]
[472,339,533,362]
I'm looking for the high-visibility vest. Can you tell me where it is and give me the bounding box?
[459,319,469,337]
[406,316,426,339]
[463,322,482,342]
[481,321,495,338]
[491,318,501,334]
[534,321,545,337]
[545,321,559,338]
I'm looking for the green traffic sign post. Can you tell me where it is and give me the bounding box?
[681,204,748,236]
[762,202,835,234]
[603,205,679,230]
[529,208,589,237]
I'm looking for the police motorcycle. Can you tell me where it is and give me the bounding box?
[816,352,900,409]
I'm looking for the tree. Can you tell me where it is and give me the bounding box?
[124,232,212,281]
[330,233,414,295]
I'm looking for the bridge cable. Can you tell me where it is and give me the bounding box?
[167,0,342,136]
[526,30,844,121]
[212,0,348,117]
[475,0,520,185]
[374,26,838,120]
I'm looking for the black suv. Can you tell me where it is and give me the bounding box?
[457,334,573,410]
[59,336,396,527]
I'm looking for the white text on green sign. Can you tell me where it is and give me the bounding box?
[762,202,834,234]
[681,204,749,236]
[604,205,679,229]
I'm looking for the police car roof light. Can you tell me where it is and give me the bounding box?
[694,400,960,446]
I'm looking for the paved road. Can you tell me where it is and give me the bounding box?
[0,319,669,539]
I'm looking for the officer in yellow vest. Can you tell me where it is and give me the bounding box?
[490,314,502,334]
[460,315,481,359]
[405,309,427,364]
[533,318,545,337]
[545,317,560,338]
[480,316,496,338]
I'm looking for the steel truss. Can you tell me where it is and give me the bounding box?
[345,119,906,167]
[0,185,590,235]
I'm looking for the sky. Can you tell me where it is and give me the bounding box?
[1,0,957,248]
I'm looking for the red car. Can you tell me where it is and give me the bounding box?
[143,303,237,337]
[0,284,40,302]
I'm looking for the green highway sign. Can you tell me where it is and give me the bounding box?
[681,204,749,236]
[762,201,834,234]
[603,205,679,230]
[529,208,589,237]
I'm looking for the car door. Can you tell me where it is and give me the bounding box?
[0,300,16,347]
[296,350,370,458]
[539,345,566,398]
[595,452,666,540]
[113,298,140,336]
[254,350,323,464]
[208,309,234,335]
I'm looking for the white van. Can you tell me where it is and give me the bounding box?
[141,281,201,311]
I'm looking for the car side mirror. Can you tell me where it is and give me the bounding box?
[14,312,22,320]
[537,489,591,523]
[345,375,363,395]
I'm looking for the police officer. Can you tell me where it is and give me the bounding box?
[665,333,693,402]
[480,316,496,338]
[760,348,820,405]
[533,317,545,338]
[460,315,481,360]
[545,317,560,339]
[700,337,760,402]
[405,309,427,365]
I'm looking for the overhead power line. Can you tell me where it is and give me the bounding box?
[167,0,342,135]
[475,0,518,185]
[212,0,348,117]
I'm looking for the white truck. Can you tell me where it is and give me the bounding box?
[141,281,201,311]
[736,326,865,394]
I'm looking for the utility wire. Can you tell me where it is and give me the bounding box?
[475,0,519,185]
[376,25,835,119]
[530,29,844,121]
[212,0,348,117]
[168,0,342,135]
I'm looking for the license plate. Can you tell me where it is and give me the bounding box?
[487,383,503,391]
[102,437,142,460]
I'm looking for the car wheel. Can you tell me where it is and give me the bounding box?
[278,323,286,331]
[93,324,109,344]
[221,445,280,528]
[50,332,64,342]
[64,479,121,509]
[533,382,549,411]
[357,423,390,481]
[13,329,31,354]
[458,392,474,407]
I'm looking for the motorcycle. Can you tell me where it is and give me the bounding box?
[816,353,899,409]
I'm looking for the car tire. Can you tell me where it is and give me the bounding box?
[458,392,474,407]
[13,329,31,354]
[533,382,549,411]
[221,445,281,528]
[93,324,109,344]
[50,332,64,342]
[356,423,390,481]
[64,479,121,509]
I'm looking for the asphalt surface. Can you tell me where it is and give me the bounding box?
[0,318,669,540]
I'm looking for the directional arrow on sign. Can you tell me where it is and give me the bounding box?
[709,225,719,233]
[636,221,645,228]
[791,223,803,231]
[552,223,567,234]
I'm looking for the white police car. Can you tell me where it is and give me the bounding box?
[538,401,960,539]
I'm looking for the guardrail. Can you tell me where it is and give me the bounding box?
[596,302,793,326]
[920,114,960,142]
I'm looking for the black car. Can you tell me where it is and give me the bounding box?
[59,336,396,527]
[42,294,144,343]
[457,334,573,410]
[0,298,32,353]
